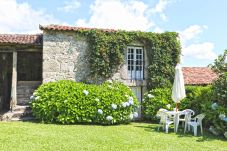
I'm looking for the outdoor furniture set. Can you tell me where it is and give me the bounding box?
[157,109,205,136]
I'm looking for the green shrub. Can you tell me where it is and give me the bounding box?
[180,85,214,114]
[30,80,138,125]
[209,50,227,137]
[213,73,227,107]
[206,73,227,136]
[142,88,174,121]
[142,86,213,121]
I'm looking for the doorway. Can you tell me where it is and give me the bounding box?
[0,53,12,111]
[131,86,142,118]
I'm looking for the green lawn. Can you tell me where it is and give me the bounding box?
[0,122,226,151]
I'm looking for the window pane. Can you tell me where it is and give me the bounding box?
[136,49,142,54]
[127,47,143,80]
[131,54,134,59]
[128,48,131,53]
[131,49,134,53]
[131,60,134,65]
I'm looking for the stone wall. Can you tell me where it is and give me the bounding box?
[43,31,91,83]
[17,81,41,105]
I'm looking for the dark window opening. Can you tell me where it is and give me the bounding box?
[18,52,42,81]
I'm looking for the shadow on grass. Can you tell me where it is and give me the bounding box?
[19,118,131,127]
[134,122,226,142]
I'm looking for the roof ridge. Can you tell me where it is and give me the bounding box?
[0,34,43,45]
[39,24,118,32]
[0,33,43,36]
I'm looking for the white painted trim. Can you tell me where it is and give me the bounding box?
[127,46,144,80]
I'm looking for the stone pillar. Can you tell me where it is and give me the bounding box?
[10,51,17,110]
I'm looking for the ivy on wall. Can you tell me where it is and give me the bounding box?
[74,29,181,90]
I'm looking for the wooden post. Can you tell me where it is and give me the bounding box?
[176,102,179,111]
[10,51,17,111]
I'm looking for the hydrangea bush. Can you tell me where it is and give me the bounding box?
[142,88,174,121]
[208,50,227,138]
[30,80,138,125]
[142,86,213,121]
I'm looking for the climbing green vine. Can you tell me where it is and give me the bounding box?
[74,29,181,89]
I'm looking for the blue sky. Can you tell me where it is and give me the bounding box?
[0,0,226,67]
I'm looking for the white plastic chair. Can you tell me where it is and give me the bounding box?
[185,113,205,136]
[179,109,195,130]
[157,110,174,133]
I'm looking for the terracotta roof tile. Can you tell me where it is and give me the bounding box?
[182,67,218,85]
[0,34,42,45]
[39,24,117,32]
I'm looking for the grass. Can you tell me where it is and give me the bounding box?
[0,122,226,151]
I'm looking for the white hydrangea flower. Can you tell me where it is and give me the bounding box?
[129,114,134,120]
[224,132,227,138]
[125,102,130,107]
[128,96,133,101]
[219,114,226,120]
[128,99,134,105]
[33,92,38,96]
[98,109,103,114]
[166,104,171,109]
[95,98,100,102]
[122,102,127,107]
[111,104,117,110]
[35,96,40,100]
[83,90,89,95]
[147,94,154,98]
[106,80,113,84]
[209,126,219,136]
[133,112,138,118]
[211,103,218,110]
[30,95,35,100]
[106,116,113,121]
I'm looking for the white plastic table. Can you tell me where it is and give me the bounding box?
[164,110,185,133]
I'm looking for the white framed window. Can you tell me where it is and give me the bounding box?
[127,46,144,80]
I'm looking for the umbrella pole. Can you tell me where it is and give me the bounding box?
[176,103,179,111]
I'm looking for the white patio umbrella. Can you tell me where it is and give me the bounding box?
[172,63,186,111]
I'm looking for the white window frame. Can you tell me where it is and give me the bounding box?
[127,46,144,80]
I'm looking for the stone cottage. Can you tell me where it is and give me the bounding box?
[40,25,150,108]
[0,25,150,113]
[0,24,217,114]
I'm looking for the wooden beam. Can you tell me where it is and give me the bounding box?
[10,51,17,110]
[0,48,42,52]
